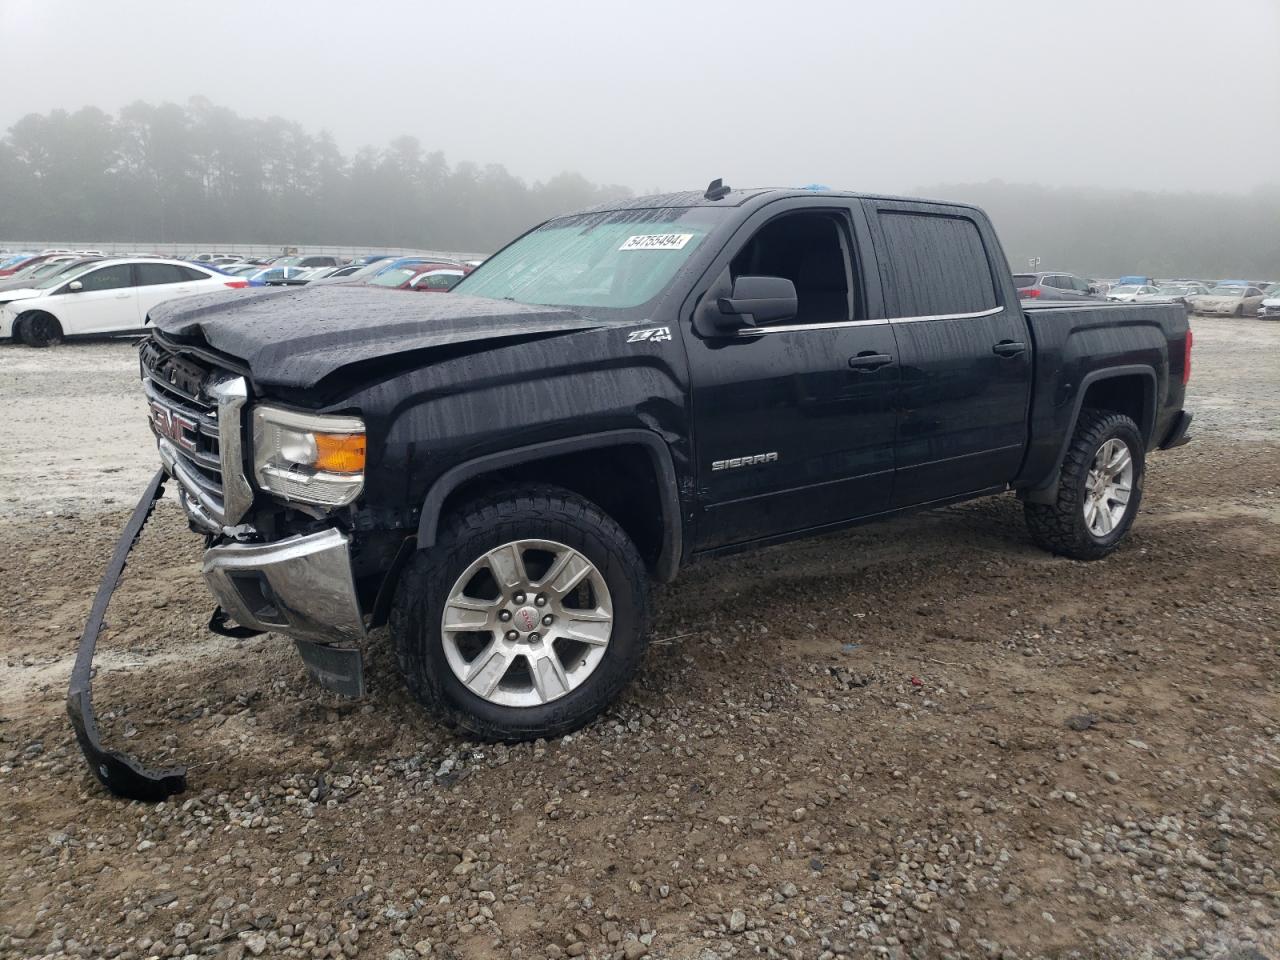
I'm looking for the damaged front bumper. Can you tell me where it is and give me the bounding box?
[203,528,366,645]
[70,473,370,800]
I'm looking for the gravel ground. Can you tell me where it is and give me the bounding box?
[0,318,1277,960]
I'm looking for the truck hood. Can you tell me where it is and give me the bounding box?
[149,284,604,390]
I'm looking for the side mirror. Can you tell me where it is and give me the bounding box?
[716,275,798,329]
[68,280,83,292]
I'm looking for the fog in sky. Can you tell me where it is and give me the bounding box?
[3,0,1278,196]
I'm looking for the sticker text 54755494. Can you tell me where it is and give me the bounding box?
[619,234,694,251]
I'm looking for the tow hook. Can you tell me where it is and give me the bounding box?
[67,469,188,801]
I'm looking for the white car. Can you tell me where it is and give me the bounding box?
[1,258,246,347]
[1255,294,1280,321]
[1107,283,1160,302]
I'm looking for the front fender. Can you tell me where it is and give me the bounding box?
[415,429,684,582]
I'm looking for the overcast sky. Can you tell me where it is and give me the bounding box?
[3,0,1277,196]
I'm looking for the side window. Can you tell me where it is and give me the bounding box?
[728,211,858,324]
[135,263,188,286]
[71,264,133,292]
[1074,277,1091,292]
[179,266,212,282]
[876,211,998,318]
[418,271,463,290]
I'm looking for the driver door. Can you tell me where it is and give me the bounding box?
[681,200,899,550]
[54,263,141,334]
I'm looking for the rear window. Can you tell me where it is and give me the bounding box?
[876,211,998,318]
[1013,274,1037,287]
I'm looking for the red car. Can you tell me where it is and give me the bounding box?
[366,263,468,292]
[0,253,64,278]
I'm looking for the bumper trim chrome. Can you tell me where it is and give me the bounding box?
[202,528,366,644]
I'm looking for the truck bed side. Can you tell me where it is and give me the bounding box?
[1015,300,1190,492]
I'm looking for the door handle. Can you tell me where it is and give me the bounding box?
[992,340,1026,357]
[848,352,893,371]
[114,293,131,299]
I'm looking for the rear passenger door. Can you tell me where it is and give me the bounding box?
[134,262,200,319]
[863,200,1032,507]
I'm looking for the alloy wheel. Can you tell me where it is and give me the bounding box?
[440,539,613,707]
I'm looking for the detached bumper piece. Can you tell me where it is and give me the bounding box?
[68,469,189,801]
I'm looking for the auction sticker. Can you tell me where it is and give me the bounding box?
[619,233,694,251]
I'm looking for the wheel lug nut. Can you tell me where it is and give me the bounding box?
[528,632,540,643]
[534,594,547,606]
[505,630,518,641]
[498,610,512,622]
[542,614,554,626]
[513,592,526,604]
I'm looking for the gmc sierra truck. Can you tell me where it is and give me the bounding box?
[71,182,1193,799]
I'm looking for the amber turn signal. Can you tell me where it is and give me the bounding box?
[314,433,366,473]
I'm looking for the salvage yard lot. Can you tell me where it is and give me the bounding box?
[1,319,1277,960]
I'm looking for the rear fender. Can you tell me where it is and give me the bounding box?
[1020,365,1156,504]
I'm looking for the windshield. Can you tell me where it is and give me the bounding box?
[1208,286,1244,296]
[34,261,101,289]
[1156,286,1186,295]
[454,207,725,313]
[1012,274,1037,286]
[1112,285,1141,294]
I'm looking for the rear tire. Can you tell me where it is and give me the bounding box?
[390,483,650,742]
[20,312,63,347]
[1024,409,1145,561]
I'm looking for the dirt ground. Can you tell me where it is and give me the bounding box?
[0,318,1276,960]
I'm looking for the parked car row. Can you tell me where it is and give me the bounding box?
[0,249,484,346]
[0,258,247,346]
[1013,268,1278,318]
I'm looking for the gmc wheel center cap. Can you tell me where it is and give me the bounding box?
[513,606,540,634]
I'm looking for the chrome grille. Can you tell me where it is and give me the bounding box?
[140,341,252,529]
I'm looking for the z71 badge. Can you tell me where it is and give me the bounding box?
[626,326,672,344]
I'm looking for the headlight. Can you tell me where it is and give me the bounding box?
[252,405,366,508]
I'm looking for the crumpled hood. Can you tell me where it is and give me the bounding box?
[0,287,43,304]
[149,284,603,390]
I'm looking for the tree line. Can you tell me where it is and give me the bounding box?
[2,98,1277,275]
[0,98,631,252]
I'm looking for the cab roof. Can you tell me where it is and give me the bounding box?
[574,186,983,216]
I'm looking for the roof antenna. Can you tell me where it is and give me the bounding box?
[704,178,731,201]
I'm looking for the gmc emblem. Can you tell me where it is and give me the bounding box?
[149,400,199,454]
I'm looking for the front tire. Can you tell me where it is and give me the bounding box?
[390,484,650,741]
[20,312,63,347]
[1024,409,1145,561]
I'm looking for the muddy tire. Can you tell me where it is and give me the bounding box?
[1024,409,1145,561]
[19,312,63,347]
[390,483,650,742]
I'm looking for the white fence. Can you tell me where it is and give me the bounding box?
[0,241,487,261]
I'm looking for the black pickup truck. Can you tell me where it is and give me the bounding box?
[71,183,1193,797]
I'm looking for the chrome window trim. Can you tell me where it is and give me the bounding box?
[735,317,888,336]
[889,305,1004,324]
